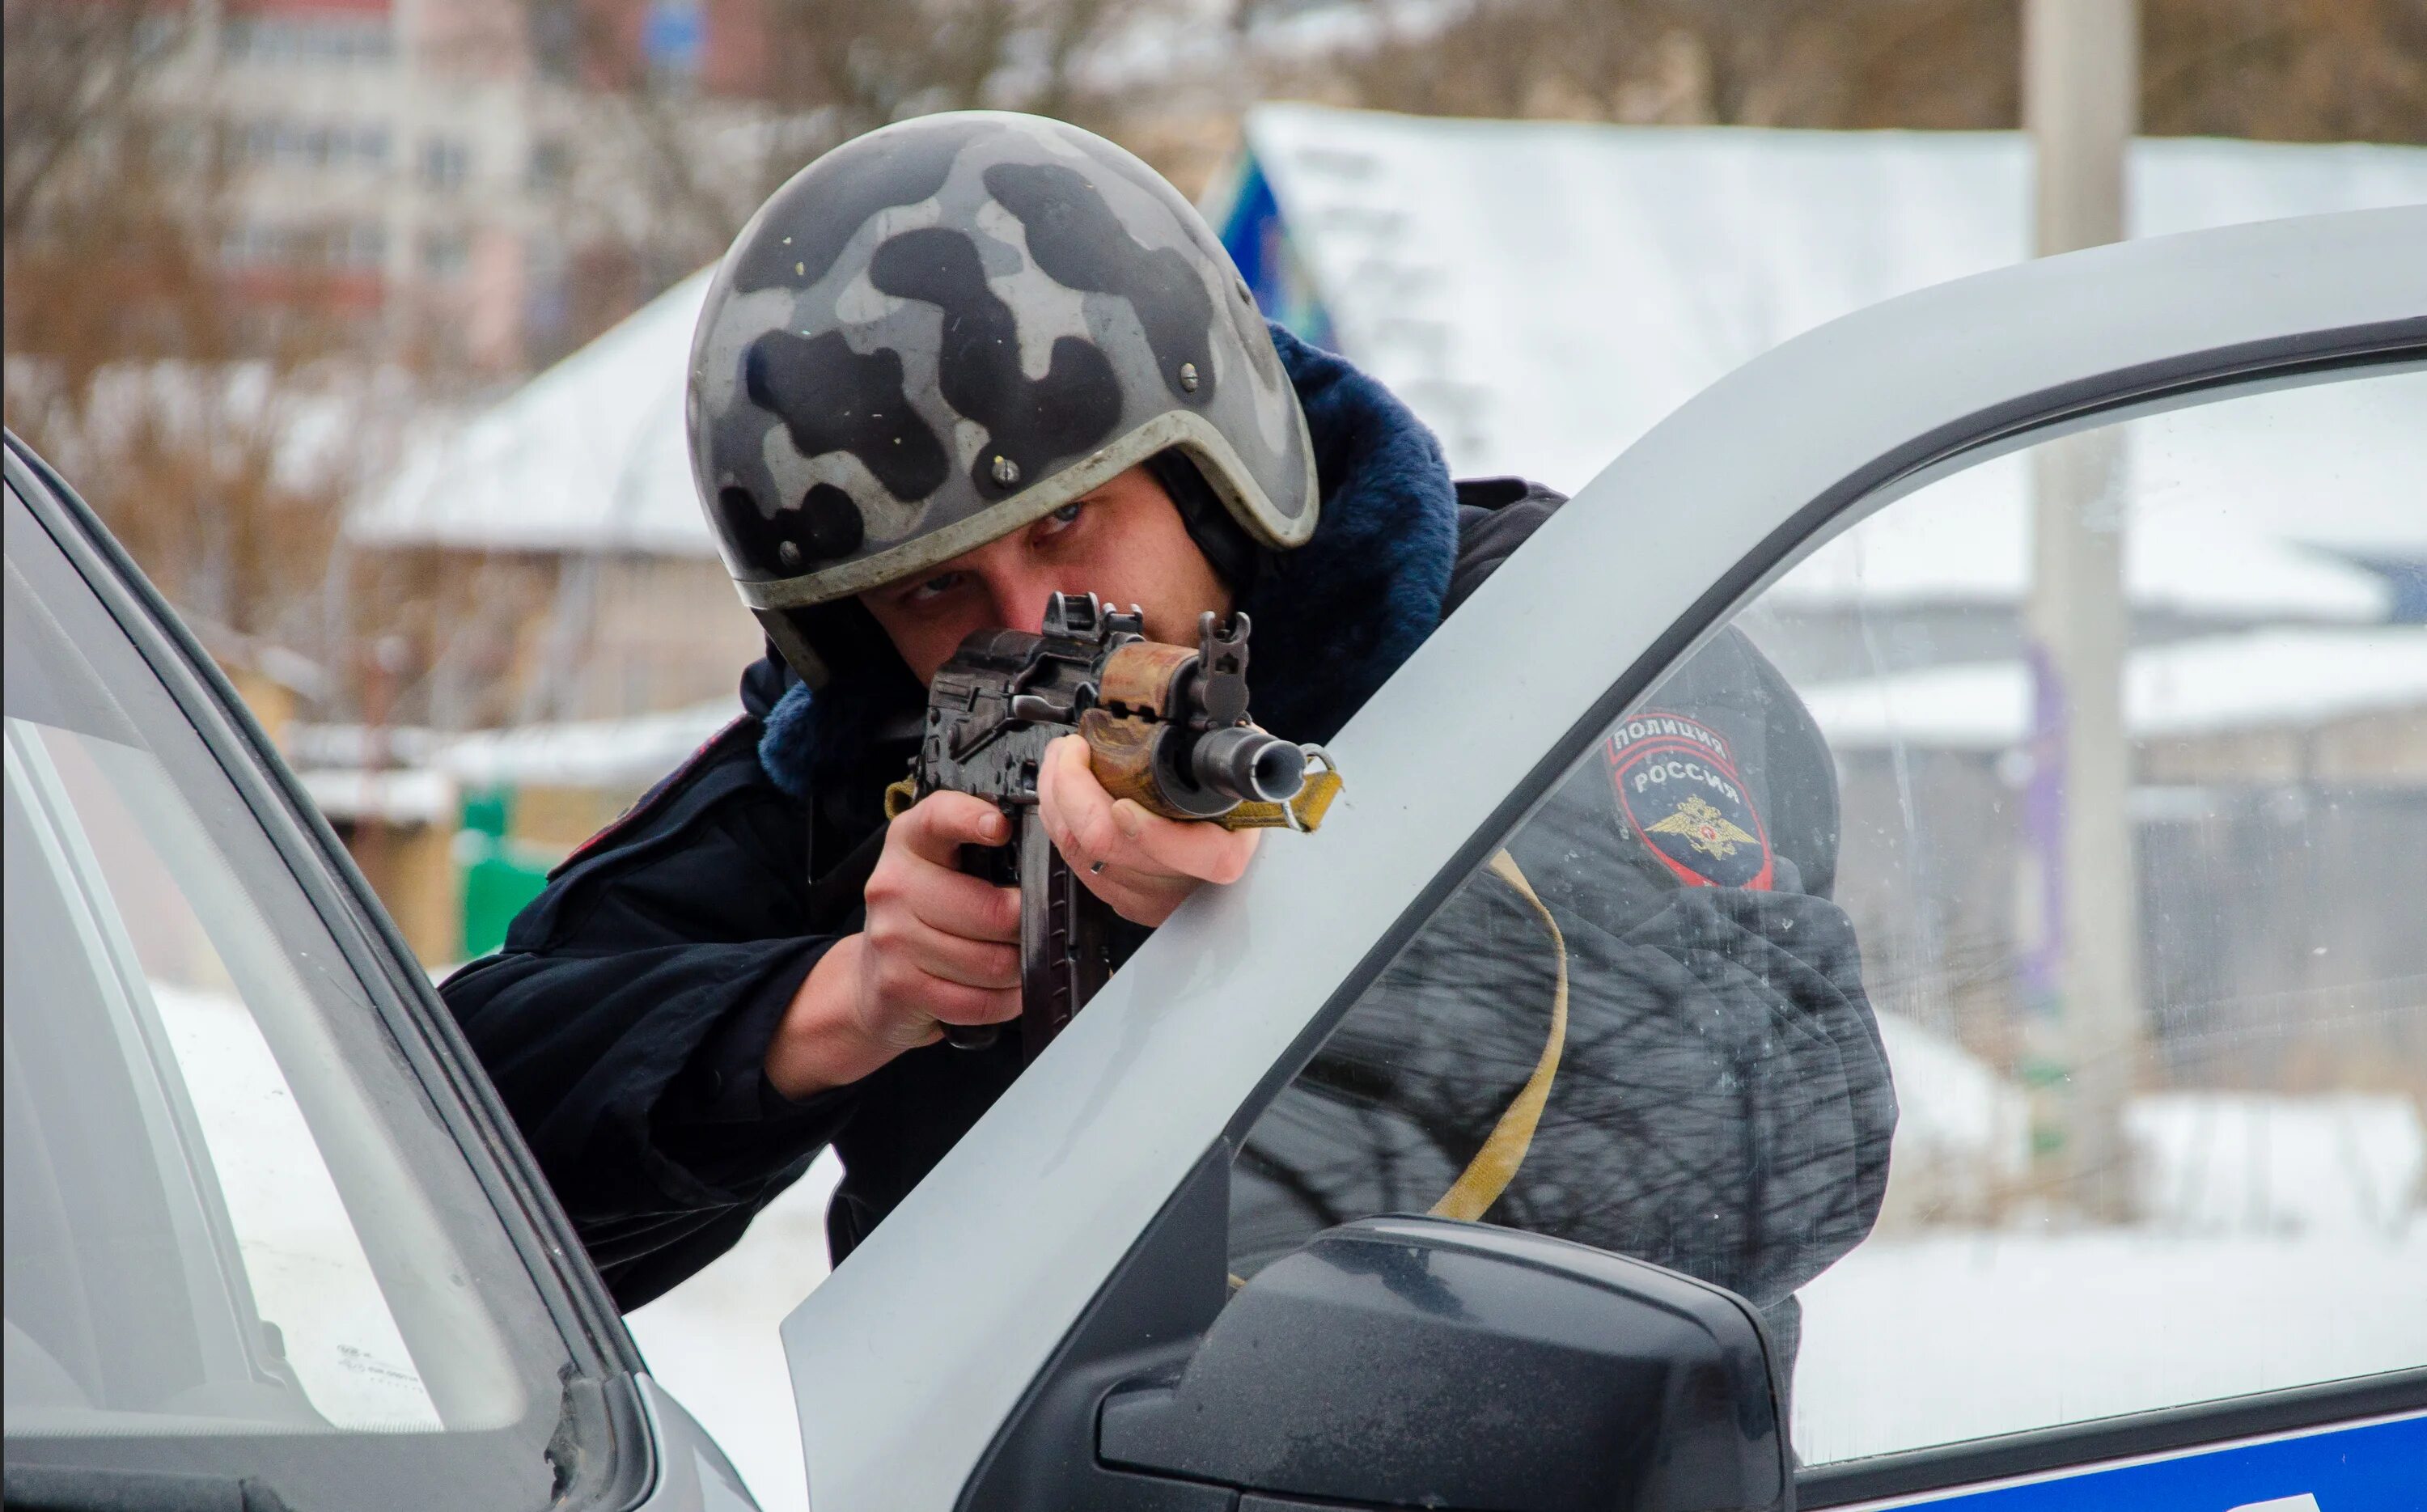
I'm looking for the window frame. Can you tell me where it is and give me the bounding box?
[2,438,655,1510]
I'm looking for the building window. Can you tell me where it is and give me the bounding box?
[421,229,471,281]
[220,222,271,269]
[335,222,388,271]
[223,15,395,67]
[526,139,571,192]
[237,118,393,174]
[420,137,471,193]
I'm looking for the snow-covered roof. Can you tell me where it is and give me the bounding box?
[1243,107,2427,515]
[1798,625,2427,752]
[1762,368,2427,620]
[295,766,457,825]
[434,701,735,790]
[349,269,714,554]
[1247,109,2427,623]
[352,108,2427,612]
[289,701,738,792]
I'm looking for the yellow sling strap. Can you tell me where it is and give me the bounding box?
[1226,848,1570,1291]
[1429,849,1570,1222]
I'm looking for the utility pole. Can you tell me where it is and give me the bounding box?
[2020,0,2143,1221]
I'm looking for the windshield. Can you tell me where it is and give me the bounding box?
[5,491,578,1510]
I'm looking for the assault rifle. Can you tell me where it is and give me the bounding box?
[889,591,1340,1059]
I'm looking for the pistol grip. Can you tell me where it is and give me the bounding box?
[941,817,1020,1051]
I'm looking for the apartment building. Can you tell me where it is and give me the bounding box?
[186,0,607,374]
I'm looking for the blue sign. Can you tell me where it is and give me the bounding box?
[1908,1415,2424,1512]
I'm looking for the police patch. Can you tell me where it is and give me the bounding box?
[1605,712,1774,890]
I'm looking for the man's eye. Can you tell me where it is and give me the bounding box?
[904,571,964,606]
[1042,502,1084,532]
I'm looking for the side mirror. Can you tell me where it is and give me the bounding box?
[1098,1216,1790,1512]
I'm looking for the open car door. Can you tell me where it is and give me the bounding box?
[781,206,2427,1512]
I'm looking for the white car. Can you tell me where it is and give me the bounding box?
[7,205,2423,1512]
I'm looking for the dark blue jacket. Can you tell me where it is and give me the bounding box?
[442,332,1888,1317]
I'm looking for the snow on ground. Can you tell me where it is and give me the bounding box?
[1793,1223,2427,1467]
[1871,1012,2031,1225]
[2130,1093,2426,1236]
[1800,626,2427,752]
[627,1151,841,1512]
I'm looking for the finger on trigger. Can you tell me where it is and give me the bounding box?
[1038,735,1078,849]
[903,790,1008,862]
[1048,737,1115,860]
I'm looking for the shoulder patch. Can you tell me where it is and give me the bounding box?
[552,714,758,878]
[1604,711,1774,890]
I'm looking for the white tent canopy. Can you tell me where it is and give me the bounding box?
[354,109,2427,613]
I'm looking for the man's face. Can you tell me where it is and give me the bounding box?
[861,464,1235,684]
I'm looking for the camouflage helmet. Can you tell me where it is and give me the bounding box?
[686,111,1319,680]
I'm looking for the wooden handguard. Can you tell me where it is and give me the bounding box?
[1077,708,1342,832]
[1097,640,1198,718]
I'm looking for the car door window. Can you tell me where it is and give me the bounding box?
[1230,366,2427,1466]
[5,493,591,1509]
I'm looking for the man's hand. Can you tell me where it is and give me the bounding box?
[766,793,1021,1098]
[1037,733,1260,925]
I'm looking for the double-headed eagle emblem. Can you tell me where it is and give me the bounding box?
[1646,794,1756,859]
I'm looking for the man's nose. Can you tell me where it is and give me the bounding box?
[987,567,1059,636]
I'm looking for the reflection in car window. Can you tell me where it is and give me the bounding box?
[1232,368,2427,1463]
[5,497,577,1509]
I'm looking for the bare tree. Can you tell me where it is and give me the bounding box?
[536,0,1171,352]
[3,0,191,229]
[1273,0,2424,142]
[4,0,362,676]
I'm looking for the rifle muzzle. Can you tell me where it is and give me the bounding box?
[1191,726,1307,806]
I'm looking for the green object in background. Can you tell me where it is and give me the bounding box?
[459,787,554,959]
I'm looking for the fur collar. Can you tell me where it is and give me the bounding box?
[759,322,1459,799]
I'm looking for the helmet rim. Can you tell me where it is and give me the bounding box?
[731,404,1317,612]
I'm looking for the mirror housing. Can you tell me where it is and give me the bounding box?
[1098,1216,1790,1512]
